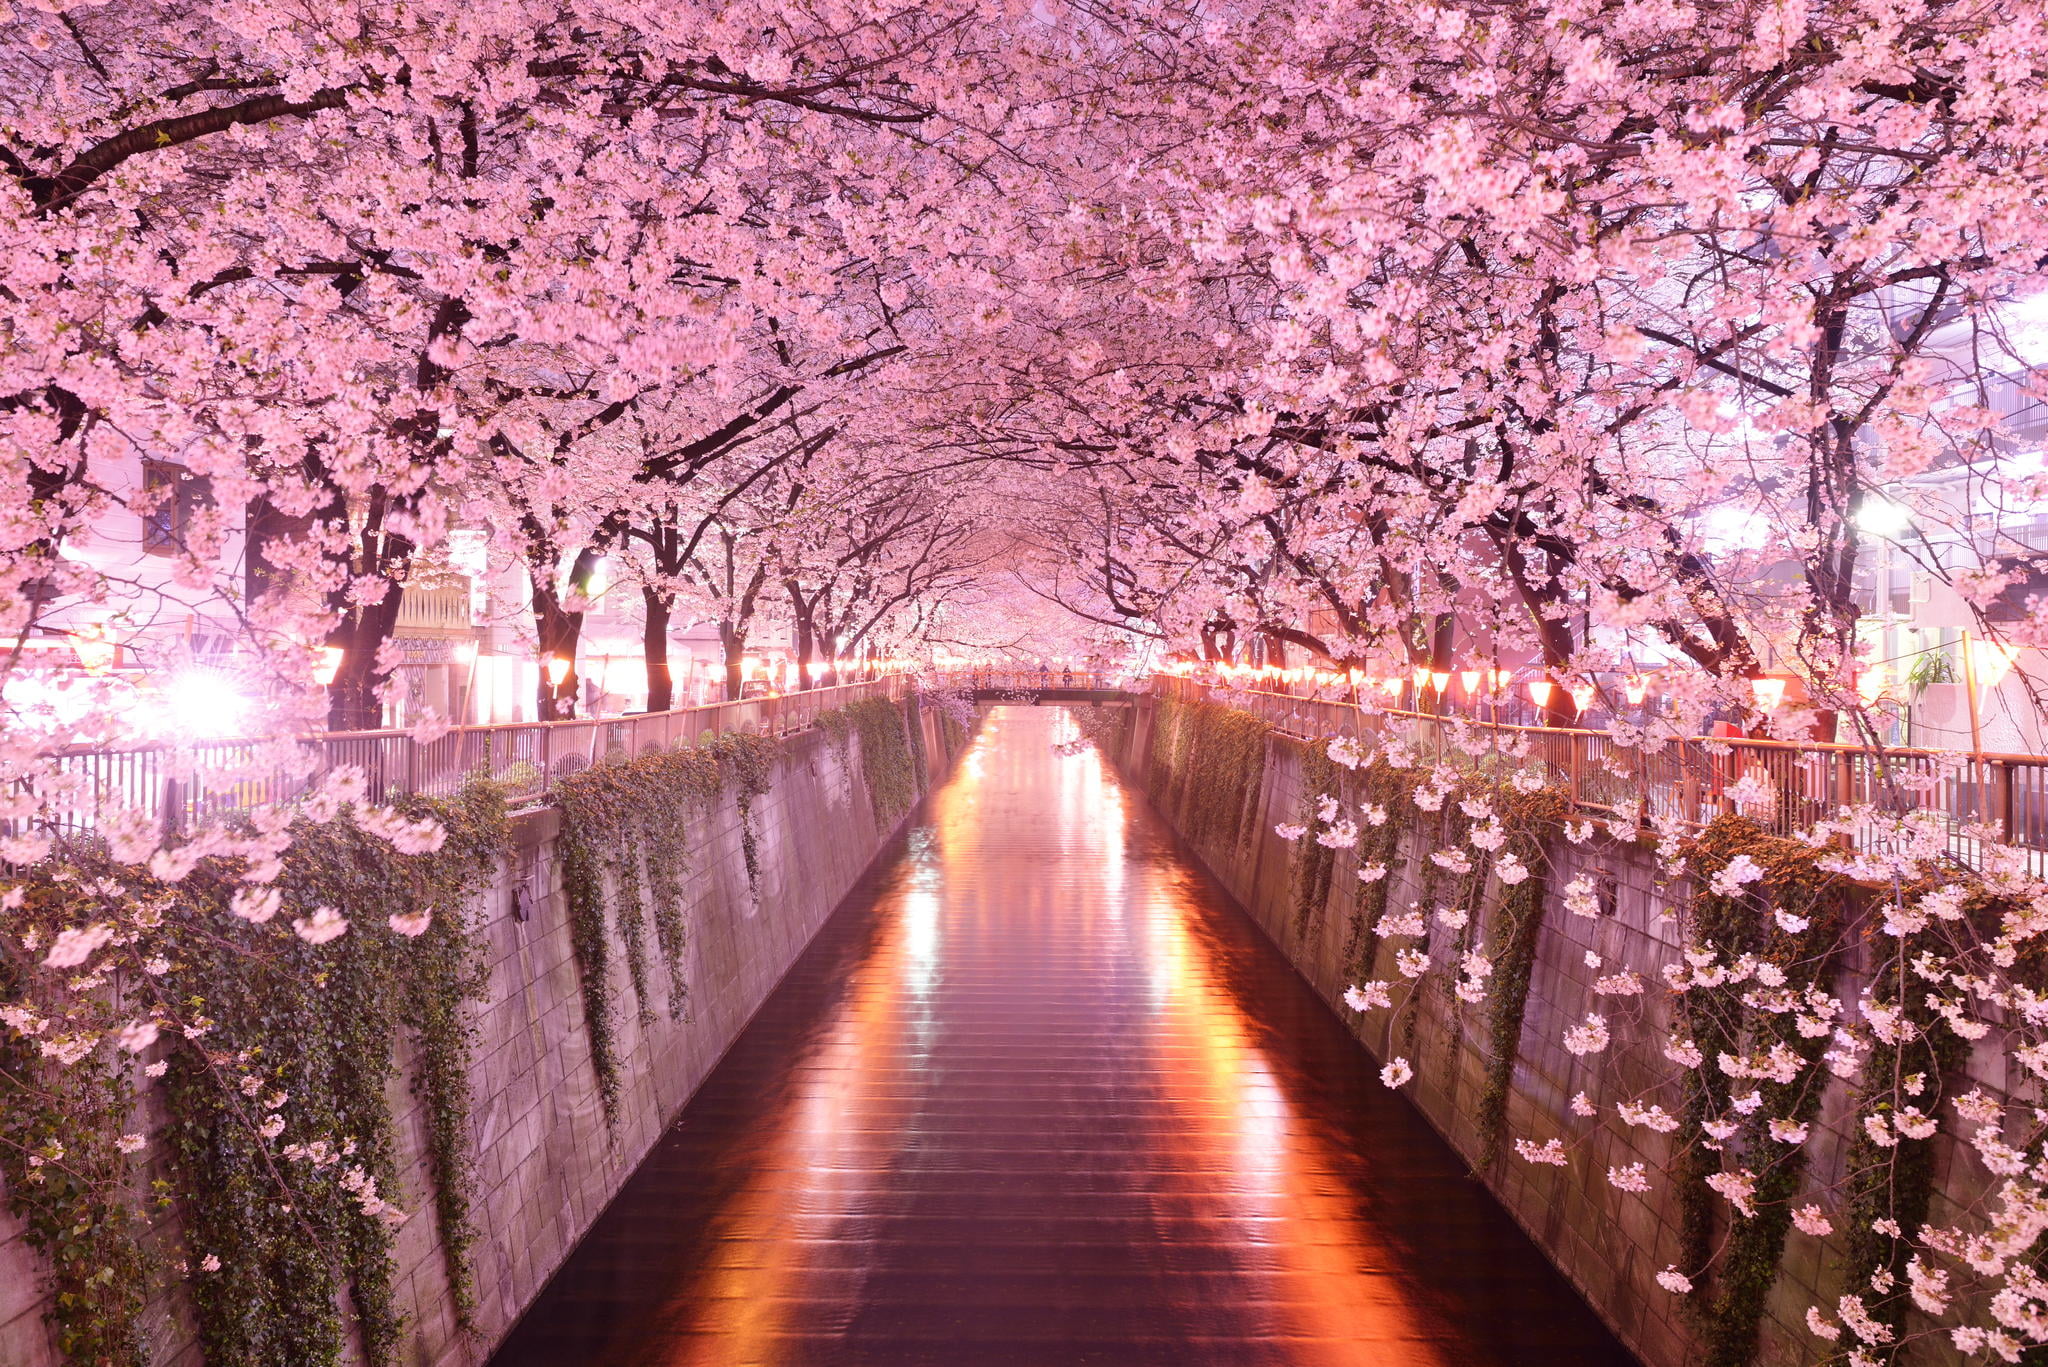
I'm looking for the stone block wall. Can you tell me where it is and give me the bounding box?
[0,700,967,1367]
[1109,697,2007,1367]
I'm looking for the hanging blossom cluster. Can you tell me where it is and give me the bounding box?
[1324,718,2048,1361]
[0,764,444,1225]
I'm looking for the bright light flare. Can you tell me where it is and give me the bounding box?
[1968,638,2022,688]
[1854,499,1913,538]
[154,670,250,739]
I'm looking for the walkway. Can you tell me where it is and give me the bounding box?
[488,707,1637,1366]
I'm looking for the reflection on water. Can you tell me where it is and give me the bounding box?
[489,707,1639,1367]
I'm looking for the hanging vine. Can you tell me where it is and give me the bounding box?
[0,949,148,1367]
[1342,758,1410,981]
[902,695,931,796]
[1291,742,1345,936]
[842,697,917,824]
[1830,872,1977,1362]
[0,779,504,1367]
[1475,787,1570,1165]
[1674,817,1845,1367]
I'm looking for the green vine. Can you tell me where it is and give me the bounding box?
[1,780,504,1367]
[841,697,917,824]
[0,951,147,1367]
[1675,816,1845,1367]
[1475,789,1569,1165]
[903,695,931,796]
[1291,742,1343,936]
[556,736,742,1123]
[1140,698,1272,869]
[1830,873,1977,1362]
[1342,759,1409,981]
[706,729,780,901]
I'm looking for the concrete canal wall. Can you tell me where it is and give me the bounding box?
[1105,694,2008,1367]
[0,702,969,1367]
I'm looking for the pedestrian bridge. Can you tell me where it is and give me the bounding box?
[931,667,1134,703]
[485,705,1635,1367]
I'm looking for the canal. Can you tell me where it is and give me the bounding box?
[488,706,1639,1366]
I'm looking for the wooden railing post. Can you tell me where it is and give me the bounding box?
[2001,761,2017,842]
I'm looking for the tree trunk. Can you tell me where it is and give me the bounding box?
[719,621,746,702]
[787,580,816,689]
[326,577,408,731]
[642,585,674,713]
[534,599,582,721]
[529,545,604,720]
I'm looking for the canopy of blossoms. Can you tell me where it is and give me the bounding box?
[7,0,2048,1362]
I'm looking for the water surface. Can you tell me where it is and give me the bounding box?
[490,706,1639,1366]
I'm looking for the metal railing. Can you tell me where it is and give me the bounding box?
[43,678,908,833]
[48,663,2047,861]
[1154,674,2048,859]
[926,668,1128,694]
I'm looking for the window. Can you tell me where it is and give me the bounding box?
[141,461,200,555]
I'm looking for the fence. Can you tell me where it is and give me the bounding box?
[926,667,1128,694]
[1151,674,2048,860]
[43,667,2048,860]
[44,678,908,834]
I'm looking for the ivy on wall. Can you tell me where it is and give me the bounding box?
[1675,817,1844,1367]
[555,744,724,1124]
[0,780,506,1367]
[4,697,948,1367]
[1341,759,1409,982]
[1475,788,1570,1165]
[1291,744,1343,937]
[844,697,917,824]
[1141,699,1270,856]
[706,730,779,902]
[903,695,931,797]
[0,952,147,1366]
[1832,877,1974,1362]
[551,703,916,1130]
[1128,694,2048,1367]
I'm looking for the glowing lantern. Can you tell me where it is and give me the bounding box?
[1568,683,1596,713]
[1411,665,1432,688]
[1751,677,1787,710]
[1967,638,2022,687]
[1430,670,1450,693]
[313,645,345,686]
[546,654,573,688]
[1623,675,1649,705]
[1378,676,1403,697]
[1527,679,1554,708]
[1460,669,1483,694]
[69,625,117,676]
